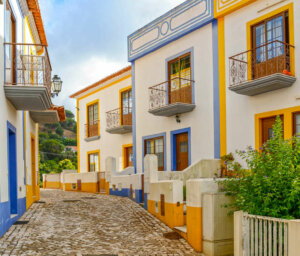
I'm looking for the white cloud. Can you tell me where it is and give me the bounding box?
[39,0,186,114]
[52,56,127,113]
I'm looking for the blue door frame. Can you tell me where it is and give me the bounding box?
[7,121,17,215]
[170,127,191,171]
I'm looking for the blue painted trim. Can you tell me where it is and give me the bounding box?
[128,0,214,61]
[132,62,137,174]
[144,193,148,210]
[7,121,18,215]
[109,189,143,204]
[0,198,26,238]
[22,112,26,185]
[170,127,191,171]
[142,132,167,172]
[165,47,195,104]
[212,19,220,159]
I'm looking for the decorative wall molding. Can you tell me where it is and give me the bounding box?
[128,0,213,62]
[214,0,256,17]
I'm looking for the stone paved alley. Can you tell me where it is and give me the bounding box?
[0,190,200,256]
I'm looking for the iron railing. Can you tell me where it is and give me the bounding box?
[85,120,99,138]
[4,42,52,95]
[148,77,194,111]
[106,107,132,130]
[229,40,294,86]
[149,77,194,110]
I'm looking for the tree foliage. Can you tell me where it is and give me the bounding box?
[220,117,300,219]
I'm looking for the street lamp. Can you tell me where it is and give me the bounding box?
[51,75,63,97]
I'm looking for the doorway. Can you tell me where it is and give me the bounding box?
[8,122,17,214]
[175,132,189,171]
[31,135,36,197]
[261,115,284,146]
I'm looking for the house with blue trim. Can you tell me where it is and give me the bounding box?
[0,0,65,237]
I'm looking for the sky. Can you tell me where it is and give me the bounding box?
[39,0,184,115]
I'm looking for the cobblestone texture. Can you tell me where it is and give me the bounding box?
[0,189,201,256]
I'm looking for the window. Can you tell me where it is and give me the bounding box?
[88,152,99,172]
[5,0,16,84]
[168,53,192,104]
[293,112,300,137]
[87,102,99,137]
[121,89,132,125]
[123,146,133,169]
[252,12,290,78]
[144,137,164,171]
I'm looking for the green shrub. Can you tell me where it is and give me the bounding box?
[219,116,300,219]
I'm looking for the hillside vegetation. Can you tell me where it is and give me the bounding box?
[39,110,77,180]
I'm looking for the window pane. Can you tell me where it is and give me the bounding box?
[155,138,163,153]
[295,114,300,136]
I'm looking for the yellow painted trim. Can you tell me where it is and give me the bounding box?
[77,99,80,173]
[86,99,100,136]
[77,74,131,101]
[24,112,27,184]
[214,0,256,18]
[122,143,133,169]
[87,150,100,172]
[119,86,132,125]
[25,16,36,44]
[255,105,300,150]
[246,3,295,76]
[218,17,227,157]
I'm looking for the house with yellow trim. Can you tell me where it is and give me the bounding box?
[214,0,300,159]
[69,66,133,194]
[0,0,65,237]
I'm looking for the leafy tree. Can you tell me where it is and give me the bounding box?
[220,117,300,219]
[40,139,65,160]
[56,124,64,136]
[65,110,75,119]
[58,159,75,172]
[39,133,48,144]
[62,138,77,146]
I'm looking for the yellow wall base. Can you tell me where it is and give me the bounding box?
[64,182,99,193]
[187,206,203,252]
[44,181,61,189]
[26,185,40,209]
[105,182,110,195]
[148,199,184,229]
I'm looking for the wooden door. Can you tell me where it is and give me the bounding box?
[124,146,133,168]
[261,116,283,146]
[31,137,36,196]
[121,90,132,126]
[175,133,189,171]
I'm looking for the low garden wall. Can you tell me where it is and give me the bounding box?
[64,172,99,193]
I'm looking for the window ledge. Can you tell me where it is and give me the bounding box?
[85,135,100,142]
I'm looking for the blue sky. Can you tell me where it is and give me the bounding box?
[39,0,184,114]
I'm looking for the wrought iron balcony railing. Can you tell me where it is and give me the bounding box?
[4,42,52,95]
[148,77,194,111]
[106,107,132,130]
[85,120,100,138]
[229,40,295,87]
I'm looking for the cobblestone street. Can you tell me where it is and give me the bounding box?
[0,189,200,256]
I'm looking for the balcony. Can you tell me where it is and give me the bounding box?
[106,108,132,134]
[229,41,296,96]
[85,120,100,141]
[30,106,66,124]
[148,77,195,116]
[4,43,52,110]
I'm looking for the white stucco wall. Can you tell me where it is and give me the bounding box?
[224,0,300,156]
[78,75,133,173]
[134,23,215,173]
[0,0,26,203]
[0,0,40,204]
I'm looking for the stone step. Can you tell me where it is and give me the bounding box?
[174,225,187,234]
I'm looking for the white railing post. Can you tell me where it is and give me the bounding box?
[234,211,244,256]
[288,220,300,256]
